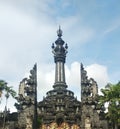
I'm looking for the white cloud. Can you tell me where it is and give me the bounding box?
[66,62,109,98]
[65,62,80,99]
[37,64,55,101]
[86,63,109,90]
[0,2,56,79]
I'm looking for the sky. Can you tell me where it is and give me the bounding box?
[0,0,120,112]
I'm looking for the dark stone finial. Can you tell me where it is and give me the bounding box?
[81,63,84,70]
[52,43,54,49]
[65,43,68,49]
[57,25,62,38]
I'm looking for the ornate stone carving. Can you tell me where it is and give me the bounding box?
[81,64,108,129]
[15,64,37,129]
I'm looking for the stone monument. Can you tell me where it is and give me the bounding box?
[3,27,109,129]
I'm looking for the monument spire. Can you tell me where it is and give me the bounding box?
[52,27,68,89]
[57,25,62,37]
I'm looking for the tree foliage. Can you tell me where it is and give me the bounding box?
[0,80,16,101]
[0,80,17,128]
[0,80,6,97]
[99,82,120,129]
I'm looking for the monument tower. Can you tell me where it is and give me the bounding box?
[52,26,68,89]
[38,27,81,128]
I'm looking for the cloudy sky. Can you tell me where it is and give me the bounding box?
[0,0,120,112]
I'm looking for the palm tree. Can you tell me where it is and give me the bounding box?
[0,80,16,129]
[0,79,16,100]
[99,82,120,129]
[3,86,16,129]
[0,80,7,98]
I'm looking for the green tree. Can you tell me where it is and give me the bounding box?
[0,80,16,129]
[99,82,120,129]
[0,80,7,98]
[0,80,16,101]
